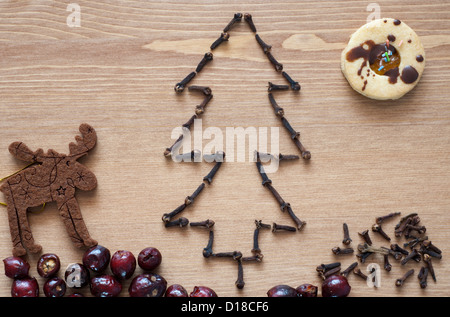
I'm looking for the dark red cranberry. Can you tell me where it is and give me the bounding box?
[321,275,351,297]
[11,277,39,297]
[83,245,110,273]
[3,256,30,279]
[128,273,167,297]
[137,247,162,271]
[110,250,136,280]
[190,286,218,297]
[90,274,122,297]
[296,283,318,297]
[165,284,188,297]
[67,293,84,297]
[64,263,90,288]
[267,285,298,297]
[43,277,66,297]
[37,253,60,278]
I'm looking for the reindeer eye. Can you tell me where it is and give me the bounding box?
[66,161,70,166]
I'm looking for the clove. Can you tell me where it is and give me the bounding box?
[174,71,196,93]
[358,229,373,245]
[223,13,243,32]
[268,92,284,117]
[372,223,391,241]
[185,183,206,206]
[286,205,306,230]
[195,94,214,116]
[243,13,256,32]
[281,71,301,91]
[203,159,224,184]
[203,230,214,258]
[272,222,296,233]
[195,52,213,73]
[376,212,401,224]
[266,51,283,72]
[332,246,354,255]
[210,32,230,50]
[188,85,212,96]
[268,82,289,92]
[342,223,352,245]
[395,269,414,287]
[341,262,358,278]
[255,34,271,54]
[164,217,189,228]
[190,219,215,229]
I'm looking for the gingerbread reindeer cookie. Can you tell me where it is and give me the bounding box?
[0,123,98,256]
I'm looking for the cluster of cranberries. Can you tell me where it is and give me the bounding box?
[3,245,218,297]
[267,275,351,297]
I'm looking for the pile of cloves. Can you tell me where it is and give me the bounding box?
[162,13,311,290]
[322,212,442,290]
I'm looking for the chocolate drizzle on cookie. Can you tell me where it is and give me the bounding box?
[346,40,420,86]
[400,66,419,84]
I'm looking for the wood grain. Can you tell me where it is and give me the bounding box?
[0,0,449,297]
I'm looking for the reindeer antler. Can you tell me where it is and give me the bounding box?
[69,124,97,157]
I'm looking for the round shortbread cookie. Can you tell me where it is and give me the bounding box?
[341,18,425,100]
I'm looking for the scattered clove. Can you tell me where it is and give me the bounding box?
[332,246,354,255]
[358,229,373,246]
[342,223,352,245]
[371,223,391,241]
[395,269,414,287]
[376,212,401,224]
[341,262,358,278]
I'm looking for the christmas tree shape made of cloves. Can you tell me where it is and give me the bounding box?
[162,13,310,290]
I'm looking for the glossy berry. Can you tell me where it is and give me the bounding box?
[296,283,318,297]
[190,286,218,297]
[3,256,30,279]
[128,273,167,297]
[37,253,60,278]
[110,250,136,280]
[165,284,188,297]
[11,277,39,297]
[67,293,84,297]
[44,277,66,297]
[137,247,162,271]
[90,274,122,297]
[267,285,298,297]
[83,245,111,273]
[64,263,90,288]
[321,275,351,297]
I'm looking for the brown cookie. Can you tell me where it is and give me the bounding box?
[0,123,98,256]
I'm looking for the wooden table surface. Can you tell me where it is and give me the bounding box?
[1,0,449,297]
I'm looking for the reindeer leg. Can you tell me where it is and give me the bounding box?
[57,196,97,248]
[1,185,40,256]
[17,206,42,254]
[5,205,27,257]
